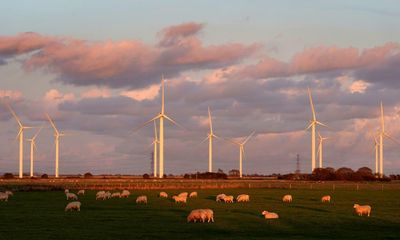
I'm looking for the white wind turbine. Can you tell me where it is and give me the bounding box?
[134,76,183,178]
[306,88,327,172]
[46,113,65,178]
[227,132,255,178]
[26,126,43,177]
[151,121,159,178]
[6,103,34,178]
[373,137,379,175]
[317,132,328,168]
[200,107,221,172]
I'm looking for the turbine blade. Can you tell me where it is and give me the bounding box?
[316,121,328,128]
[46,113,60,135]
[163,114,185,131]
[6,103,23,127]
[317,131,322,140]
[33,126,44,140]
[384,133,400,146]
[161,75,165,114]
[380,101,385,133]
[222,136,240,146]
[305,121,314,131]
[131,114,161,134]
[243,131,255,145]
[308,87,316,121]
[208,106,213,134]
[200,135,210,144]
[153,120,158,141]
[15,128,23,141]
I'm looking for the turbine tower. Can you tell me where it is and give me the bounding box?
[26,126,43,177]
[134,76,183,178]
[306,88,327,173]
[374,137,379,175]
[151,121,159,178]
[46,113,65,178]
[227,132,255,178]
[201,107,220,172]
[6,103,33,178]
[317,132,328,168]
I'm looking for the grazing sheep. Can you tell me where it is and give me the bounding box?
[77,190,85,195]
[159,192,168,198]
[136,195,148,204]
[321,195,331,203]
[111,192,121,198]
[0,192,9,201]
[178,192,188,198]
[96,191,106,200]
[237,194,250,202]
[172,195,187,204]
[200,209,214,222]
[66,193,78,201]
[282,195,293,203]
[222,195,234,203]
[64,189,69,194]
[65,201,81,212]
[262,211,279,219]
[5,191,13,196]
[354,204,371,217]
[187,209,207,223]
[105,191,111,199]
[189,192,198,198]
[216,194,226,202]
[120,190,131,198]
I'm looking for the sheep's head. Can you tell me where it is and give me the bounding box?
[353,204,359,208]
[262,211,268,215]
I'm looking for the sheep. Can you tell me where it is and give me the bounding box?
[64,189,69,194]
[354,204,371,217]
[5,191,13,196]
[66,192,78,201]
[136,195,148,204]
[200,209,214,222]
[105,191,111,199]
[77,190,85,195]
[178,192,188,198]
[65,201,81,212]
[262,211,279,219]
[189,192,198,198]
[172,195,187,204]
[111,192,121,198]
[96,191,106,200]
[159,192,168,198]
[216,194,226,202]
[120,190,131,198]
[187,209,207,223]
[237,194,250,202]
[222,195,234,203]
[321,195,331,203]
[0,192,9,201]
[282,194,293,203]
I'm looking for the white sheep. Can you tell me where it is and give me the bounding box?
[262,210,279,219]
[159,191,168,198]
[64,189,69,194]
[0,192,9,201]
[237,194,250,202]
[77,190,85,195]
[111,192,121,198]
[172,195,187,203]
[354,204,371,217]
[178,192,188,198]
[282,194,293,203]
[216,194,226,202]
[321,195,331,203]
[105,191,111,199]
[5,191,13,196]
[187,209,207,223]
[65,201,81,211]
[66,192,78,201]
[136,195,148,204]
[189,192,198,198]
[200,209,214,222]
[120,190,131,198]
[96,191,106,200]
[223,195,234,203]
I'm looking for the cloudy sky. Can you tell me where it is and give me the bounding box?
[1,0,400,175]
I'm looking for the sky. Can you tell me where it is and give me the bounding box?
[1,0,400,175]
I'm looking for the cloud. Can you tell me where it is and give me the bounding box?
[81,88,111,99]
[120,84,160,101]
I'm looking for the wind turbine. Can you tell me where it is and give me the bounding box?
[316,132,328,168]
[306,88,327,173]
[46,113,65,178]
[227,132,255,178]
[6,103,33,178]
[151,121,159,178]
[133,76,183,178]
[200,107,221,172]
[26,126,43,177]
[374,137,379,175]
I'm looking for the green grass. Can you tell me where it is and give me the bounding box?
[0,188,399,240]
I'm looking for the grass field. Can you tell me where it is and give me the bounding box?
[0,188,399,240]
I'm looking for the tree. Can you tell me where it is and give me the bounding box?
[3,173,14,179]
[312,168,336,180]
[41,174,49,179]
[335,167,354,180]
[84,172,93,178]
[229,169,240,177]
[357,167,375,181]
[143,173,150,179]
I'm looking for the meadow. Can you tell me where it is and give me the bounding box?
[0,187,399,240]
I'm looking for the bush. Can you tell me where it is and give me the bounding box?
[183,171,228,179]
[3,173,14,179]
[41,174,49,179]
[143,173,150,179]
[84,172,93,178]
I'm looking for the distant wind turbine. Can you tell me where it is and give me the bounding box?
[316,132,328,168]
[306,88,327,172]
[374,137,379,174]
[46,113,66,178]
[6,103,34,178]
[133,76,184,178]
[151,121,159,178]
[200,107,221,172]
[26,126,43,177]
[227,131,255,178]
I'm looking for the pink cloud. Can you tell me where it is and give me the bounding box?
[120,84,159,101]
[81,88,111,99]
[0,89,23,100]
